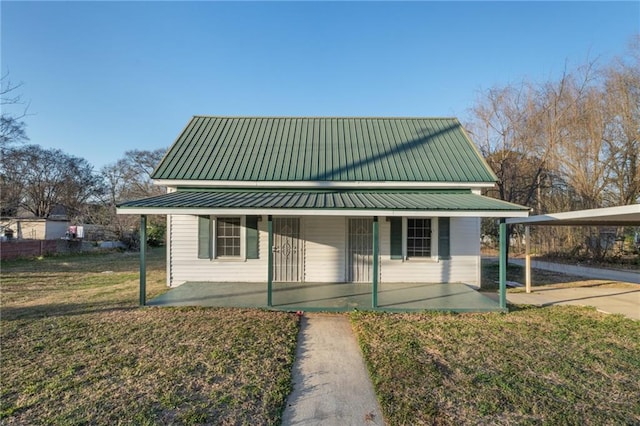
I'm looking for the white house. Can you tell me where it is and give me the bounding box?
[118,116,529,309]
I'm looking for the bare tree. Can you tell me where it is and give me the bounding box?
[0,72,29,147]
[116,149,166,199]
[554,81,609,209]
[467,82,551,213]
[95,148,167,239]
[467,48,640,258]
[602,39,640,205]
[1,145,103,218]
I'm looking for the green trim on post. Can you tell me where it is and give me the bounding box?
[372,216,379,308]
[140,215,147,306]
[499,219,507,309]
[267,215,273,307]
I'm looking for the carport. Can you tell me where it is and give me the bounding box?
[504,204,640,293]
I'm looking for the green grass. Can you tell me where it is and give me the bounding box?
[1,250,299,425]
[351,307,640,425]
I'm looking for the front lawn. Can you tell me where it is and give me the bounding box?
[351,307,640,425]
[1,250,299,425]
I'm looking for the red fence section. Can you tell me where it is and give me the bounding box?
[0,240,57,260]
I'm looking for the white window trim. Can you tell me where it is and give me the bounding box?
[212,215,246,261]
[403,217,438,262]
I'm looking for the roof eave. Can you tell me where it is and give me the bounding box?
[117,206,529,218]
[153,179,497,189]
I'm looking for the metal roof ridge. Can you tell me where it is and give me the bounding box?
[191,115,460,120]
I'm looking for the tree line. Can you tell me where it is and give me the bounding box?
[465,38,639,257]
[466,38,639,212]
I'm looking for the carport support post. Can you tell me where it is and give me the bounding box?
[372,216,379,308]
[139,215,147,306]
[525,225,532,293]
[499,219,507,309]
[267,215,273,307]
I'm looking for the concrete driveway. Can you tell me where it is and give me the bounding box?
[505,286,640,320]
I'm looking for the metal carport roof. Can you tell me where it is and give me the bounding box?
[505,204,640,226]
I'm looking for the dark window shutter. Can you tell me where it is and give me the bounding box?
[390,217,402,259]
[438,217,450,260]
[246,215,259,259]
[197,215,211,259]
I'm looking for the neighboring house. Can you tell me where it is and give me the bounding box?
[118,116,529,294]
[0,217,70,240]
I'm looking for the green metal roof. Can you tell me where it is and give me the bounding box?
[118,190,529,212]
[152,116,497,183]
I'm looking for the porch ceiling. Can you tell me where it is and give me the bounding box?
[117,190,530,218]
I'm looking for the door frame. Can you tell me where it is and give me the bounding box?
[346,217,374,283]
[272,216,304,282]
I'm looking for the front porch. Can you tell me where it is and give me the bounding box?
[147,282,505,313]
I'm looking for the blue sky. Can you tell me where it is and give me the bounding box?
[2,1,638,170]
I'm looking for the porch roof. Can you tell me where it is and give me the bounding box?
[117,189,530,217]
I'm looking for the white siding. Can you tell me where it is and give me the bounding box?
[380,217,480,285]
[168,214,481,286]
[303,216,347,282]
[169,214,268,286]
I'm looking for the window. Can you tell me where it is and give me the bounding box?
[389,217,449,261]
[407,218,431,258]
[197,215,260,260]
[216,217,241,257]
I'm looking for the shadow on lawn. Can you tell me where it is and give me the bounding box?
[1,302,140,321]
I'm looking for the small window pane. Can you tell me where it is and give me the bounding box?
[216,217,241,257]
[407,218,431,258]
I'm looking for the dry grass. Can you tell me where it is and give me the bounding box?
[351,307,640,425]
[1,250,299,425]
[480,258,638,291]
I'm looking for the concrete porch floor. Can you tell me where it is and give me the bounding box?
[147,282,505,313]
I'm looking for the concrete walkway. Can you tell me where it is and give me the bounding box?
[281,313,385,426]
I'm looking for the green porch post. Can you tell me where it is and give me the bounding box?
[499,218,507,309]
[267,215,273,307]
[372,216,379,308]
[139,215,147,306]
